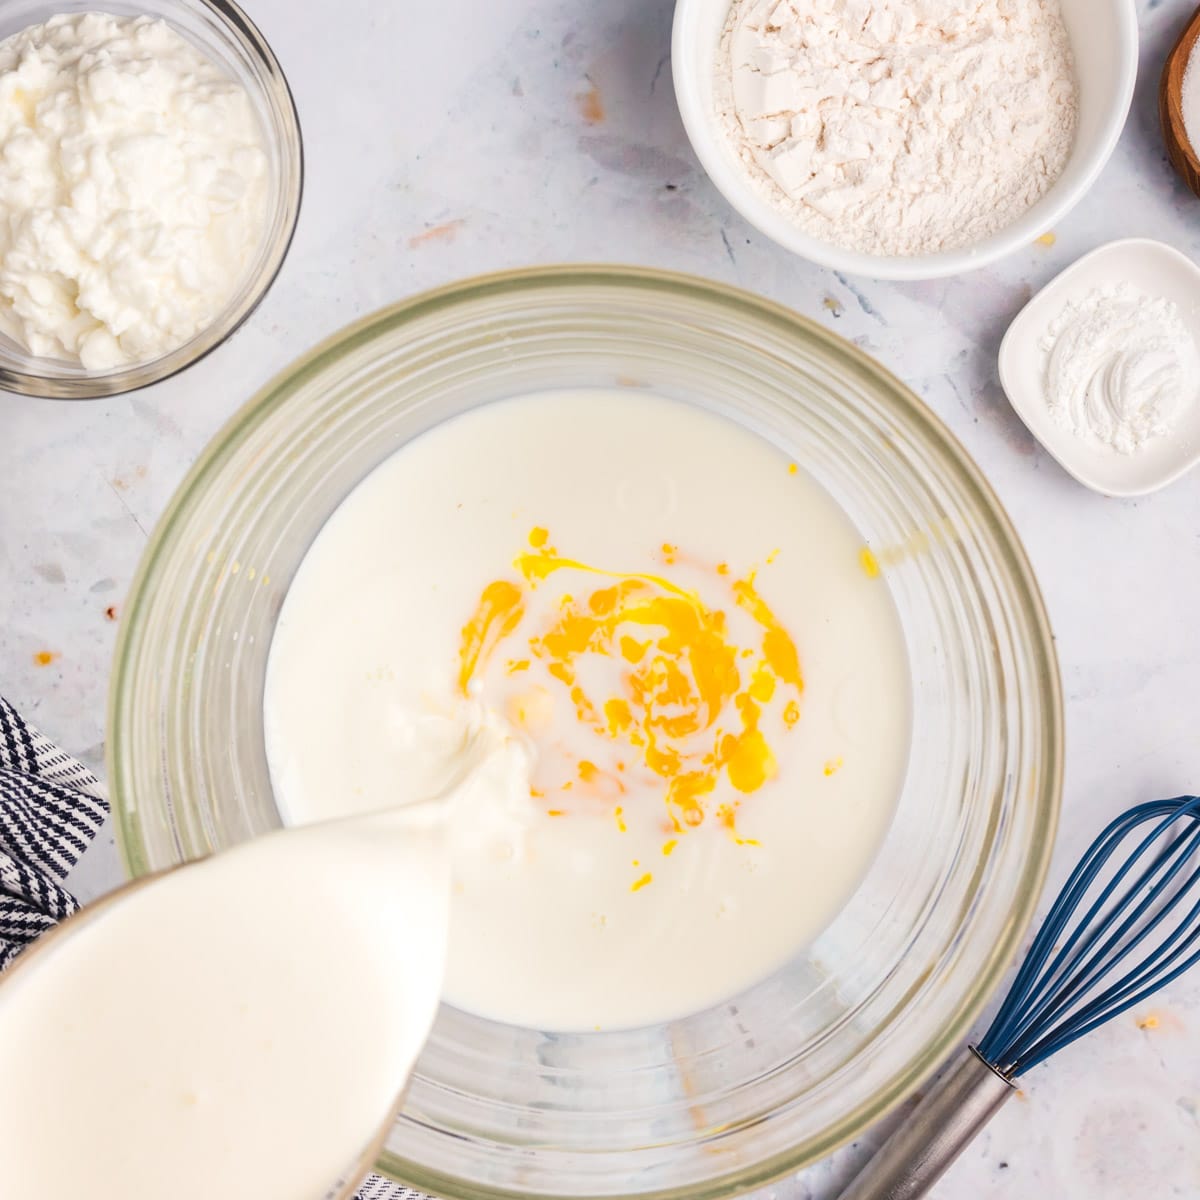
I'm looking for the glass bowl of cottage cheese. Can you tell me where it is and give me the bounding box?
[108,267,1062,1198]
[0,0,302,398]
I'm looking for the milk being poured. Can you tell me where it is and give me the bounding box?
[0,806,451,1200]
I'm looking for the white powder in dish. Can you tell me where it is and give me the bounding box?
[1041,285,1196,455]
[0,13,269,370]
[716,0,1079,257]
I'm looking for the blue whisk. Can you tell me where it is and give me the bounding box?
[838,795,1200,1200]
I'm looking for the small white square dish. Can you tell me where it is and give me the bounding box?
[998,237,1200,496]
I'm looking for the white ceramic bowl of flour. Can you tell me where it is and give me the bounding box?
[672,0,1138,281]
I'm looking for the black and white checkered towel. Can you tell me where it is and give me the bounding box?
[0,695,433,1200]
[0,697,107,970]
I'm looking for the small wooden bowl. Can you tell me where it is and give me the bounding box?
[1161,4,1200,197]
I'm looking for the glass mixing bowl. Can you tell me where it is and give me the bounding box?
[0,0,303,399]
[108,266,1062,1199]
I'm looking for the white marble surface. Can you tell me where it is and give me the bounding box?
[3,0,1200,1195]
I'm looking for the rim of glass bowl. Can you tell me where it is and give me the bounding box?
[108,264,1063,1200]
[0,0,304,400]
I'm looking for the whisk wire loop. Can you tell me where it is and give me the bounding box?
[1006,819,1200,1060]
[978,795,1200,1076]
[980,800,1171,1063]
[1012,860,1200,1071]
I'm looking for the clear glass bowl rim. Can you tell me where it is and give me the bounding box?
[107,263,1063,1199]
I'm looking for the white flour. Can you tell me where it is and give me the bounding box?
[1041,285,1195,455]
[717,0,1079,257]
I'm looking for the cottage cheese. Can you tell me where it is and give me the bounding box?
[0,13,268,370]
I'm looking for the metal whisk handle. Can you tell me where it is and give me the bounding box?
[836,1048,1016,1200]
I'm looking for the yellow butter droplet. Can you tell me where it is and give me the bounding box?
[859,548,881,578]
[529,526,549,547]
[725,728,777,793]
[662,839,678,856]
[604,697,632,736]
[458,580,525,692]
[1035,231,1056,247]
[631,873,652,892]
[823,756,844,777]
[748,664,776,703]
[619,635,648,664]
[787,463,798,476]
